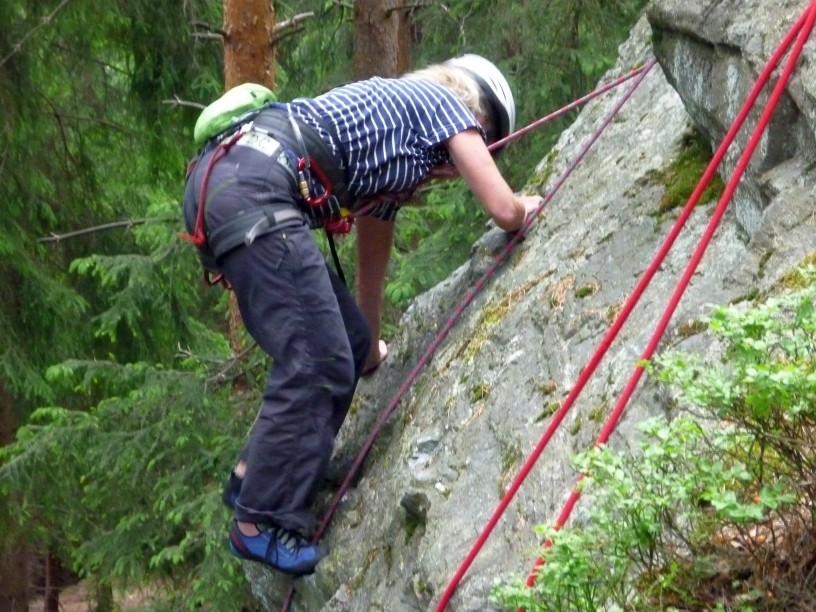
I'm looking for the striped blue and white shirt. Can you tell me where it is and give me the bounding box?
[285,77,482,224]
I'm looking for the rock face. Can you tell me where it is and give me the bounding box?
[249,2,816,610]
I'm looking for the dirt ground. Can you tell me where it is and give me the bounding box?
[28,581,153,611]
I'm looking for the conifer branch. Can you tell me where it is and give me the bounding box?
[0,0,74,69]
[38,216,177,243]
[272,12,315,46]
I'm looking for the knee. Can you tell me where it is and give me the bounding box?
[312,339,357,396]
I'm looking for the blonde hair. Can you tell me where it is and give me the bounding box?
[402,64,487,122]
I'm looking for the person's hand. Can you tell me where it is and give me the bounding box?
[362,339,388,377]
[503,194,544,237]
[517,194,544,219]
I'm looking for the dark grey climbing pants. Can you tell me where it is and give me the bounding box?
[219,223,370,535]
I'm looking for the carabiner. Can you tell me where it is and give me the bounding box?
[297,157,333,207]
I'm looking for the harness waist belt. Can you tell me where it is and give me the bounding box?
[251,107,353,208]
[207,205,304,259]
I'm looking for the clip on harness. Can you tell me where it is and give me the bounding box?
[287,111,355,236]
[181,109,355,288]
[285,109,355,285]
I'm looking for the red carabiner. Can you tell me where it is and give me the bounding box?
[325,214,355,235]
[204,270,232,290]
[297,157,333,207]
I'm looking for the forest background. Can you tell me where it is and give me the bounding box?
[0,1,646,609]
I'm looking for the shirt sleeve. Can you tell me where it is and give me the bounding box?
[358,200,400,222]
[413,80,483,148]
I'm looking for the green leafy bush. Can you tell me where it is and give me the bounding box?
[492,266,816,610]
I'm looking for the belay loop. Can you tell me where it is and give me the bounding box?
[325,211,355,235]
[296,155,355,235]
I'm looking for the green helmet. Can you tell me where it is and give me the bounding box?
[193,83,277,146]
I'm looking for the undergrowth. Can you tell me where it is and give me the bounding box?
[492,265,816,611]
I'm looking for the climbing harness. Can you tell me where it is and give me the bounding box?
[179,129,246,286]
[285,109,355,281]
[184,64,651,292]
[181,104,356,286]
[289,112,332,208]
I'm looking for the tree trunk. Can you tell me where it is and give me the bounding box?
[0,382,30,612]
[44,552,60,612]
[221,0,277,356]
[353,0,411,79]
[222,0,276,90]
[92,579,114,612]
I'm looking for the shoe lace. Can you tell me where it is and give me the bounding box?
[274,527,303,553]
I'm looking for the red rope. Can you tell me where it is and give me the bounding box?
[523,0,816,597]
[433,59,656,612]
[354,63,652,215]
[279,62,655,612]
[487,63,652,152]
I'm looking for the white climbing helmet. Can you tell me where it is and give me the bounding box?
[445,54,515,143]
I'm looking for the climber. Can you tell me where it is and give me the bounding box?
[181,54,544,577]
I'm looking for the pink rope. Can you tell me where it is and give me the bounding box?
[523,0,816,597]
[355,63,652,214]
[433,59,656,612]
[488,63,652,152]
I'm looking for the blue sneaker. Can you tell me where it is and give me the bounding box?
[228,522,329,576]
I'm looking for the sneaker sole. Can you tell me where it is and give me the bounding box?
[228,539,321,577]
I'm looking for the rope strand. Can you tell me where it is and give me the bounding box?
[434,59,657,612]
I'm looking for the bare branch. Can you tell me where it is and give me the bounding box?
[38,216,178,244]
[386,2,432,17]
[0,0,74,69]
[193,32,225,42]
[162,96,206,110]
[275,12,315,32]
[192,20,227,37]
[176,342,261,389]
[271,12,315,46]
[205,341,259,386]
